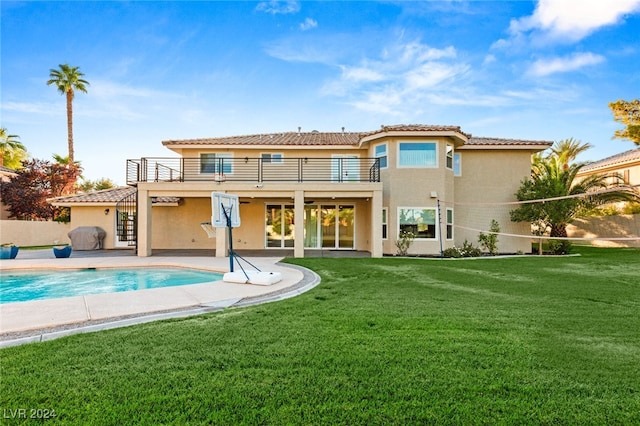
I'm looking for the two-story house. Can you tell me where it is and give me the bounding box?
[51,124,552,257]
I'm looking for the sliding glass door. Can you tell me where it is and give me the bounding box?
[304,204,354,249]
[265,204,294,248]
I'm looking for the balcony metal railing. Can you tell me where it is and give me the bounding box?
[126,157,381,185]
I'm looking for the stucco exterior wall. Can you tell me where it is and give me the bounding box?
[454,149,535,254]
[368,136,458,255]
[68,206,120,248]
[0,220,71,246]
[150,198,213,249]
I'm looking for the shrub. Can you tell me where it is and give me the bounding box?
[548,239,572,255]
[395,231,415,256]
[622,202,640,215]
[478,219,500,255]
[442,240,482,258]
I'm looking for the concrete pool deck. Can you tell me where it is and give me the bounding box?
[0,249,318,347]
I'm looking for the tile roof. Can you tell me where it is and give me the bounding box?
[360,124,471,138]
[0,165,18,174]
[163,131,362,147]
[162,125,552,148]
[466,137,553,147]
[49,186,179,205]
[580,148,640,172]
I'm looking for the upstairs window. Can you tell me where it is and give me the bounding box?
[453,153,462,176]
[446,144,454,169]
[398,143,437,167]
[375,144,388,169]
[262,153,283,164]
[200,153,232,174]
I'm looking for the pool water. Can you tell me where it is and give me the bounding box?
[0,268,223,304]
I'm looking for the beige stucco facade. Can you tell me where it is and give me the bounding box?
[51,125,552,257]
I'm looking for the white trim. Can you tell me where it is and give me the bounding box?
[331,154,360,182]
[446,207,454,240]
[374,143,388,169]
[198,152,233,175]
[382,207,388,240]
[261,152,284,164]
[446,143,454,170]
[396,142,438,168]
[453,152,462,176]
[397,206,438,240]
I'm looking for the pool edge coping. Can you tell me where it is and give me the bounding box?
[0,263,320,348]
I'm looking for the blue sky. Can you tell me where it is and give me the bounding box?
[2,0,639,184]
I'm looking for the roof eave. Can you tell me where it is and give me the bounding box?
[458,143,552,151]
[359,130,468,145]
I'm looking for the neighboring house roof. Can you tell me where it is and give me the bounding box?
[579,148,640,173]
[0,165,18,174]
[49,186,180,206]
[0,165,18,182]
[466,137,553,147]
[162,124,551,150]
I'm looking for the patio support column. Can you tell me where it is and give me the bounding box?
[371,188,383,258]
[215,225,227,257]
[137,188,153,257]
[294,190,305,258]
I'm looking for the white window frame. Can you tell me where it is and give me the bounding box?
[199,152,233,175]
[261,153,284,164]
[374,143,388,169]
[397,142,438,168]
[382,207,388,240]
[331,154,360,182]
[446,208,454,240]
[446,144,454,170]
[397,207,438,240]
[453,153,462,176]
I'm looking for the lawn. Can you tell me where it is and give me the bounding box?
[1,246,639,424]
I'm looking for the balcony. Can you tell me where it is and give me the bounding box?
[127,157,381,185]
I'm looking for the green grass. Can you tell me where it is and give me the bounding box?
[1,246,639,424]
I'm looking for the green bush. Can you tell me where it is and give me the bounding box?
[622,202,640,215]
[548,239,572,255]
[395,230,415,256]
[478,219,500,255]
[443,240,482,258]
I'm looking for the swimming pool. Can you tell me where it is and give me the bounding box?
[0,268,224,304]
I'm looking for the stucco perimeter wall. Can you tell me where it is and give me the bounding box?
[454,149,535,254]
[567,214,640,248]
[0,220,71,246]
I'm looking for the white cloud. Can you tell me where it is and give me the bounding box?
[528,52,605,76]
[300,18,317,31]
[2,101,58,115]
[255,1,300,15]
[510,0,640,42]
[340,66,385,83]
[320,40,472,114]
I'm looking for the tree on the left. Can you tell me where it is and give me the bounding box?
[47,64,89,164]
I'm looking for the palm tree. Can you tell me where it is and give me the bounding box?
[0,127,27,168]
[511,156,639,237]
[47,64,89,164]
[550,138,593,171]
